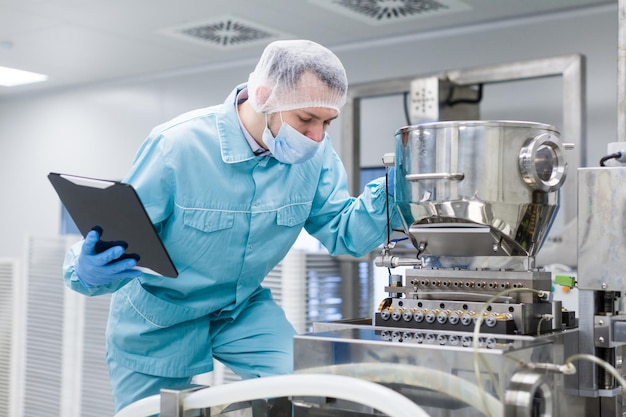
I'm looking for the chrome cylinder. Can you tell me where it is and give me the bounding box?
[395,120,568,257]
[504,371,554,417]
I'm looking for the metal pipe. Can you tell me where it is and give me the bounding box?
[617,0,626,141]
[374,254,421,268]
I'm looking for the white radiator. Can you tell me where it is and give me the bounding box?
[0,257,22,417]
[21,236,68,417]
[16,235,114,417]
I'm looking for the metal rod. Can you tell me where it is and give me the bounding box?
[617,0,626,141]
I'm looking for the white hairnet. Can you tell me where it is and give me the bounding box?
[247,39,348,113]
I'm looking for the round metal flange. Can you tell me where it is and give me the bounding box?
[504,370,554,417]
[518,133,567,192]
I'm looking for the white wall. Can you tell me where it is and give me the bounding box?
[0,4,619,260]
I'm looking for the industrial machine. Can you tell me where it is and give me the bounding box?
[149,53,625,417]
[136,88,623,417]
[144,56,625,417]
[290,4,626,416]
[150,117,626,417]
[123,3,626,417]
[293,119,581,417]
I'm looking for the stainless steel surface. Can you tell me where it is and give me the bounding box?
[374,296,553,336]
[504,371,554,417]
[610,316,626,342]
[294,326,572,417]
[421,254,535,270]
[334,114,581,417]
[593,315,626,348]
[398,268,551,304]
[578,167,626,291]
[342,54,585,223]
[339,56,585,320]
[445,55,586,217]
[373,268,556,337]
[395,120,566,257]
[575,289,602,396]
[161,385,209,417]
[617,0,626,142]
[406,172,465,181]
[321,26,622,417]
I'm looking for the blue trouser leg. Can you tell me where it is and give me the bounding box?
[107,357,192,414]
[211,291,297,378]
[107,289,296,414]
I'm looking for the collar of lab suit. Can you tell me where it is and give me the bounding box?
[217,83,259,164]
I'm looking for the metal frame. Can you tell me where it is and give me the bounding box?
[161,385,209,417]
[339,55,586,320]
[341,54,586,225]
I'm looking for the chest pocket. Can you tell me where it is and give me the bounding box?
[183,209,235,233]
[276,202,311,227]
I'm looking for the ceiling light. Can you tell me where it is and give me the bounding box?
[0,66,48,87]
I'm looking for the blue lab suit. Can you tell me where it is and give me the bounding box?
[63,84,401,411]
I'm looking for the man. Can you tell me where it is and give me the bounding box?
[63,39,401,413]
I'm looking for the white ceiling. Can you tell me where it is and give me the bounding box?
[0,0,616,99]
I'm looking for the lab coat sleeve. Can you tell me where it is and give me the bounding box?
[305,148,402,257]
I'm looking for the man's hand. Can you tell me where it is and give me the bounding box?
[75,226,142,287]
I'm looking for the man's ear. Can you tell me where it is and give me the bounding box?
[254,85,272,108]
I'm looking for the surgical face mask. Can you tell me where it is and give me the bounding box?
[262,114,321,164]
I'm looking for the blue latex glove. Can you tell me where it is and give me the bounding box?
[75,226,142,287]
[386,167,395,197]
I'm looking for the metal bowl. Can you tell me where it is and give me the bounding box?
[395,120,568,258]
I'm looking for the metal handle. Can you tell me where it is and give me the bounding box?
[405,172,465,181]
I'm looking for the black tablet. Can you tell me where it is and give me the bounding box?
[48,172,178,278]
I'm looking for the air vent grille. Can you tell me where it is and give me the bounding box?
[312,0,470,24]
[160,16,283,49]
[0,258,18,417]
[23,237,66,416]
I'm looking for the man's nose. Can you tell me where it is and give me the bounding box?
[306,124,325,142]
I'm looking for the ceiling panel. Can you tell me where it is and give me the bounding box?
[0,0,616,98]
[0,6,60,38]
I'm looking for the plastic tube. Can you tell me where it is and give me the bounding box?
[471,286,545,417]
[296,363,502,417]
[183,374,432,417]
[114,374,431,417]
[565,353,626,389]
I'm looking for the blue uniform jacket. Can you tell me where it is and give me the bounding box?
[63,84,402,377]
